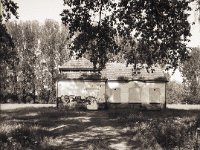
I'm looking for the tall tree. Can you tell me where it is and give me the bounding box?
[40,20,70,103]
[6,20,70,103]
[58,25,71,65]
[180,47,200,103]
[5,21,23,101]
[6,21,40,103]
[61,0,192,70]
[21,21,40,103]
[0,0,18,102]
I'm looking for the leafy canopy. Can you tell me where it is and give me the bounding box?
[0,0,18,64]
[0,0,18,22]
[61,0,192,70]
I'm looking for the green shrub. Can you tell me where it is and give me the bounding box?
[9,127,39,148]
[166,81,186,104]
[0,123,46,149]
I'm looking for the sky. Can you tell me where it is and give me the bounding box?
[12,0,65,23]
[11,0,200,83]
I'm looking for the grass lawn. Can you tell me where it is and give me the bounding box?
[1,107,200,150]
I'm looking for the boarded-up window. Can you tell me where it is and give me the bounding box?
[129,87,141,103]
[113,88,121,102]
[149,88,160,103]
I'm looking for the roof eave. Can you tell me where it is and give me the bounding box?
[107,78,168,82]
[59,68,100,71]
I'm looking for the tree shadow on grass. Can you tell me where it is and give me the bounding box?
[1,108,200,149]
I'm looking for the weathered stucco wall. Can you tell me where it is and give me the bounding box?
[57,80,106,102]
[57,80,166,105]
[106,81,166,104]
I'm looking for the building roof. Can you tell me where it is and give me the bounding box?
[59,57,94,71]
[102,63,167,81]
[59,58,168,82]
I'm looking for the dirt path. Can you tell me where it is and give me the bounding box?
[2,103,200,111]
[167,104,200,110]
[0,104,56,110]
[51,111,134,150]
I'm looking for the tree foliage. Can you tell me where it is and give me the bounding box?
[40,19,70,103]
[0,0,18,101]
[61,0,192,70]
[166,81,186,104]
[0,0,18,54]
[0,0,18,64]
[0,23,14,63]
[5,21,40,103]
[4,20,70,103]
[180,47,200,103]
[0,0,18,22]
